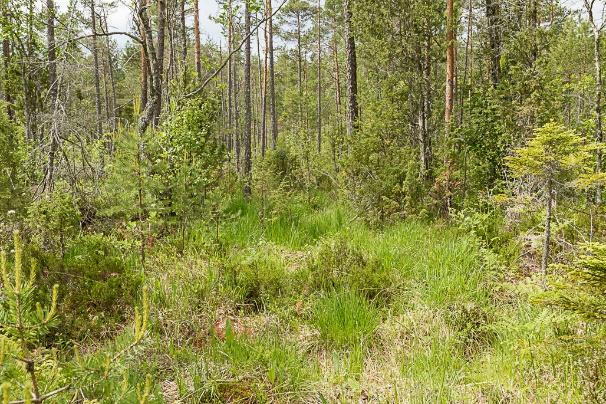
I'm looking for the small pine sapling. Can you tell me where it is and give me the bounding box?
[506,122,595,281]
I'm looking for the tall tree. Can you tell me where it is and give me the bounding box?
[44,0,58,191]
[244,0,252,197]
[485,0,501,85]
[445,0,455,125]
[91,0,103,138]
[584,0,605,203]
[316,0,322,152]
[344,0,358,136]
[267,0,278,148]
[193,0,202,79]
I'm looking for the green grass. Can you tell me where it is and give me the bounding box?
[312,290,380,348]
[131,192,598,402]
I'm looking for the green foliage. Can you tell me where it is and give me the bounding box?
[0,110,28,222]
[308,236,395,303]
[540,243,606,321]
[225,247,288,311]
[344,104,422,223]
[26,181,81,255]
[312,290,380,348]
[37,233,142,339]
[156,98,224,223]
[506,122,594,187]
[0,231,151,402]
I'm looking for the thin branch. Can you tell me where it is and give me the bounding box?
[184,0,290,98]
[71,31,143,45]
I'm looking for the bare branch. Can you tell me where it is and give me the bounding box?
[184,0,290,98]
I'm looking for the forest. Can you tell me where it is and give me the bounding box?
[3,0,606,402]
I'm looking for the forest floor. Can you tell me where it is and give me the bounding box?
[97,191,592,403]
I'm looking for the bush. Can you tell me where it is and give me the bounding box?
[34,233,142,339]
[308,236,395,303]
[225,247,289,311]
[26,181,81,256]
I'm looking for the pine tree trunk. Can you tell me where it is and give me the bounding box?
[91,0,103,139]
[45,0,58,192]
[244,1,252,197]
[228,0,234,158]
[268,0,278,149]
[1,0,13,121]
[445,0,455,125]
[154,0,166,126]
[587,1,604,203]
[316,0,322,153]
[262,9,269,158]
[180,0,188,87]
[541,178,554,281]
[344,0,358,136]
[297,11,303,128]
[193,0,202,80]
[485,0,501,85]
[103,10,117,132]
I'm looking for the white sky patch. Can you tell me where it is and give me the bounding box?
[56,0,223,47]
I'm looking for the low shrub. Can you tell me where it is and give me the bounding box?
[34,233,142,340]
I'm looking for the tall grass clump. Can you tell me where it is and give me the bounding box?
[312,290,380,348]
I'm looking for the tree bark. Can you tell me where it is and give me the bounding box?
[1,0,13,121]
[344,0,358,136]
[541,178,553,281]
[244,0,252,197]
[586,0,604,203]
[91,0,103,139]
[102,10,117,132]
[485,0,501,85]
[316,0,322,153]
[268,0,278,148]
[297,10,303,128]
[154,0,166,125]
[445,0,455,125]
[262,9,269,157]
[45,0,59,192]
[193,0,202,80]
[180,0,188,87]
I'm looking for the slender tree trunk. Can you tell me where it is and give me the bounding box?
[486,0,501,85]
[228,0,234,158]
[587,1,604,203]
[459,0,473,125]
[317,0,322,153]
[23,0,37,141]
[419,33,432,176]
[297,11,303,128]
[541,178,553,281]
[262,11,269,158]
[103,10,117,132]
[139,5,149,113]
[344,0,358,136]
[193,0,202,80]
[268,0,278,148]
[180,0,188,87]
[45,0,58,192]
[154,0,166,125]
[1,0,13,121]
[445,0,455,125]
[2,12,13,120]
[244,1,252,197]
[91,0,103,139]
